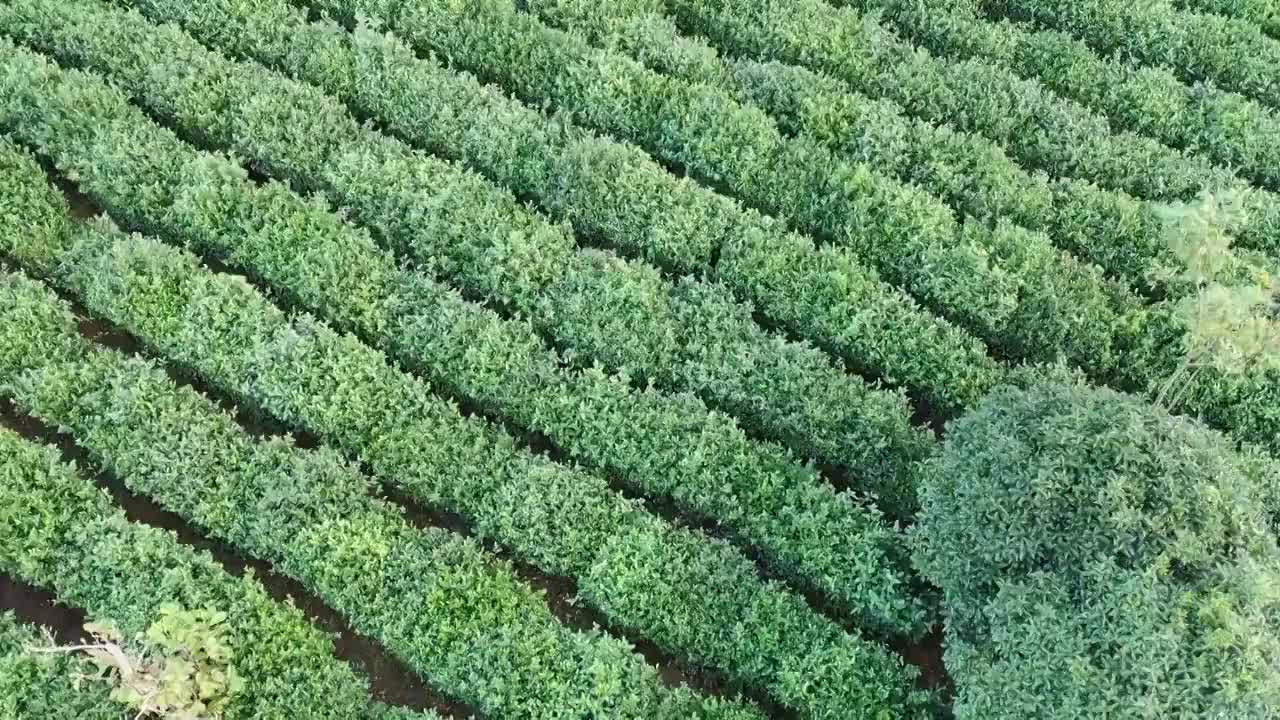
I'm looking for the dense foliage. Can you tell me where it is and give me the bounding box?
[839,0,1280,192]
[3,611,431,720]
[296,0,1140,379]
[526,0,1257,292]
[110,0,1280,463]
[642,0,1280,256]
[0,60,929,716]
[56,607,245,720]
[0,416,384,720]
[0,267,757,718]
[35,1,965,519]
[0,0,1276,716]
[973,0,1280,109]
[1175,0,1280,37]
[492,0,1280,458]
[914,381,1280,718]
[0,1,935,628]
[119,0,1002,424]
[1,613,135,720]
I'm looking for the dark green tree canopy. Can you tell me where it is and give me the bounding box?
[915,381,1280,719]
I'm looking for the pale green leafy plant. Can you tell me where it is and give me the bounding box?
[1152,189,1280,406]
[28,605,244,719]
[1152,188,1248,286]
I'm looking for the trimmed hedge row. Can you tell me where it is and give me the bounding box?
[0,265,758,719]
[52,0,961,515]
[67,219,922,718]
[1175,0,1280,38]
[544,0,1051,226]
[528,0,1280,457]
[298,0,1138,384]
[526,0,1227,295]
[839,0,1280,192]
[0,0,933,629]
[3,6,934,633]
[379,0,1280,480]
[108,0,1280,473]
[0,54,931,717]
[616,1,1280,453]
[727,61,1255,293]
[111,0,1003,425]
[644,0,1280,259]
[0,389,381,720]
[974,0,1280,110]
[27,0,1280,460]
[914,382,1280,718]
[87,0,968,505]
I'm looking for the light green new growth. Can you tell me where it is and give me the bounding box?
[1155,190,1280,404]
[28,606,244,720]
[1154,189,1250,286]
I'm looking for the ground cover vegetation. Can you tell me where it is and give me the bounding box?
[1,0,1277,717]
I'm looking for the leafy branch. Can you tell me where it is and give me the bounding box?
[1151,189,1280,408]
[27,605,244,720]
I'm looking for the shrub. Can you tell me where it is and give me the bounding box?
[945,558,1280,719]
[915,380,1280,612]
[913,381,1280,718]
[1157,191,1280,369]
[11,0,954,512]
[32,607,245,720]
[0,50,926,712]
[1,613,128,720]
[0,1,940,636]
[838,0,1280,192]
[977,0,1280,109]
